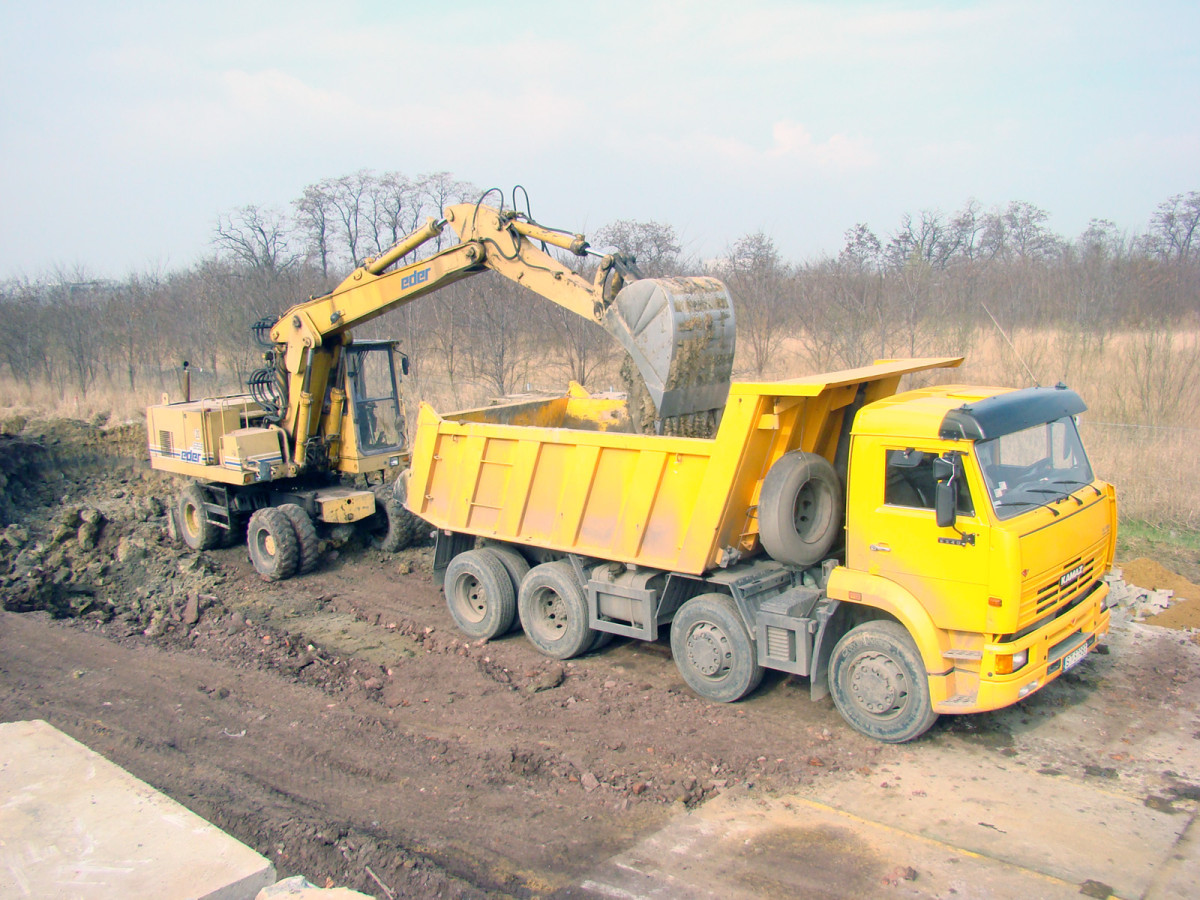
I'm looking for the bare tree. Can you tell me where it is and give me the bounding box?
[592,220,682,276]
[721,232,793,377]
[213,205,298,274]
[294,183,336,279]
[1146,191,1200,261]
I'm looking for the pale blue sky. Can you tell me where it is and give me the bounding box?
[1,0,1196,279]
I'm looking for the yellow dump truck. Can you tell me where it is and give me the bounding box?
[406,357,1117,741]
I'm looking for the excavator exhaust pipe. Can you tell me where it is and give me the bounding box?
[602,276,736,420]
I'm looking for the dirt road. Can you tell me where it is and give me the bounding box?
[2,422,1199,897]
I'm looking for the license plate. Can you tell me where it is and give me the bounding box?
[1062,642,1089,672]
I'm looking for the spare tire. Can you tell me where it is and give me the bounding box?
[757,450,842,567]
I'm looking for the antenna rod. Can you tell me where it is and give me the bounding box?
[980,303,1039,386]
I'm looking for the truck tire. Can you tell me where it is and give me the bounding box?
[518,561,596,660]
[444,548,517,640]
[247,507,300,582]
[670,593,764,703]
[372,479,423,552]
[483,543,531,634]
[178,484,219,551]
[828,620,939,743]
[757,451,842,567]
[278,503,320,574]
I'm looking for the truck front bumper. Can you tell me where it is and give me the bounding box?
[934,580,1111,714]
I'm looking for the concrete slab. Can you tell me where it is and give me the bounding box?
[566,746,1199,900]
[0,719,275,899]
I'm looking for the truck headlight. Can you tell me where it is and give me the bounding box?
[995,649,1029,675]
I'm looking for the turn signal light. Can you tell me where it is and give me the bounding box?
[994,649,1029,675]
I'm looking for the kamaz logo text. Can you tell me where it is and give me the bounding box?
[402,267,431,291]
[1059,564,1084,588]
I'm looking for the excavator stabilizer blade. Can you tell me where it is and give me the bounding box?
[602,276,736,419]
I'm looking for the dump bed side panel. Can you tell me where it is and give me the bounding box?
[407,358,964,576]
[414,411,717,572]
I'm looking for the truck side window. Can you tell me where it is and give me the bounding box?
[885,449,974,515]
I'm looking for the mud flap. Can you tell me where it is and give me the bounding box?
[808,598,844,702]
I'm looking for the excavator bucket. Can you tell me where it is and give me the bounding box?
[601,276,737,420]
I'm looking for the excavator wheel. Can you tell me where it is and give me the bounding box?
[247,507,300,582]
[278,503,320,575]
[371,477,424,552]
[178,484,219,551]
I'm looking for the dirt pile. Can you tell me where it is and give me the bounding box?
[1121,556,1200,632]
[0,418,226,625]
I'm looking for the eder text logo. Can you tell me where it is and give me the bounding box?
[402,267,431,291]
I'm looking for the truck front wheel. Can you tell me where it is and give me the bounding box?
[444,548,517,640]
[828,621,939,742]
[518,561,595,660]
[670,593,764,703]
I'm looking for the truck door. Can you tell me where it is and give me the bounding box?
[849,441,992,634]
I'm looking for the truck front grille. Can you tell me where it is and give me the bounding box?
[1019,549,1102,628]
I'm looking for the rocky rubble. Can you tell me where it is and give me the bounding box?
[0,420,226,627]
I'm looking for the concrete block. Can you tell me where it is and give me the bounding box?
[0,719,275,899]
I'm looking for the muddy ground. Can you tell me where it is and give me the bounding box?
[1,419,1198,898]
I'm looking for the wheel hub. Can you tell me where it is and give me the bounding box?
[687,623,730,677]
[530,590,567,642]
[849,651,907,715]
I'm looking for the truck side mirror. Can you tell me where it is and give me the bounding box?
[933,456,956,529]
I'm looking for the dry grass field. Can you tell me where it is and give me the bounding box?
[2,325,1197,546]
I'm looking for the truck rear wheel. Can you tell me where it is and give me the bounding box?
[828,621,939,743]
[178,484,219,551]
[670,593,764,703]
[757,451,842,567]
[444,548,517,640]
[278,503,320,574]
[518,561,595,660]
[483,543,531,634]
[247,507,300,582]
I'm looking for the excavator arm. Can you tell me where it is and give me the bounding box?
[265,200,736,468]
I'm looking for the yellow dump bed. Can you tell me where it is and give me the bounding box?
[407,358,961,575]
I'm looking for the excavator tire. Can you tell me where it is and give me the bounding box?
[178,484,219,551]
[372,477,423,552]
[247,507,300,582]
[757,451,842,568]
[278,503,320,575]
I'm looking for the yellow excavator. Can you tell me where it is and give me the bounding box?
[147,196,737,580]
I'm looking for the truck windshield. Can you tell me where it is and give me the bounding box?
[977,416,1094,520]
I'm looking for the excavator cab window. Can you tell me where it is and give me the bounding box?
[344,342,405,453]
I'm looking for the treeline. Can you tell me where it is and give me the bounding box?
[1,172,1197,413]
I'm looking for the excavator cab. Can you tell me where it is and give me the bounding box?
[342,341,407,459]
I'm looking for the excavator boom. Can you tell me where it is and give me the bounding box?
[441,202,736,421]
